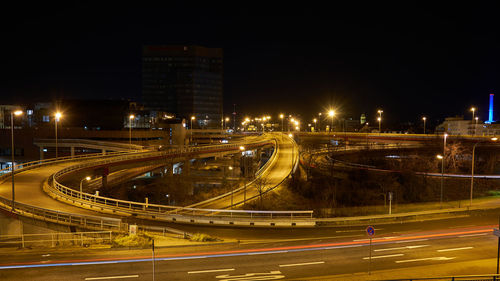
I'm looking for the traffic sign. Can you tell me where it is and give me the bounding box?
[366,226,375,236]
[493,228,500,237]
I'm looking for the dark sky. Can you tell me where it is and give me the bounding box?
[2,2,500,126]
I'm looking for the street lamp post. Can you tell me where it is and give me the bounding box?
[313,118,317,132]
[79,176,91,199]
[470,107,476,135]
[470,137,498,208]
[239,146,246,204]
[190,116,195,144]
[328,110,335,133]
[55,112,62,159]
[437,133,448,208]
[422,117,427,134]
[318,113,322,132]
[377,110,383,134]
[10,110,23,210]
[280,114,284,132]
[129,114,134,148]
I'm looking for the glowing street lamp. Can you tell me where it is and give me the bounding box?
[54,112,62,159]
[190,116,195,143]
[377,110,383,133]
[313,118,317,132]
[80,176,91,199]
[318,113,322,132]
[279,114,284,132]
[10,110,22,210]
[328,110,335,132]
[129,114,135,148]
[470,137,498,207]
[438,133,448,208]
[422,116,427,134]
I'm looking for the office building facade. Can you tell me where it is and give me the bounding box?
[142,45,223,128]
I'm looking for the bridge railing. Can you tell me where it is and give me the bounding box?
[34,138,146,150]
[0,195,123,231]
[48,137,313,219]
[0,150,135,182]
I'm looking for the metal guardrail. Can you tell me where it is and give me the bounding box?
[0,231,113,248]
[0,195,123,231]
[0,150,136,181]
[48,136,313,219]
[34,138,146,150]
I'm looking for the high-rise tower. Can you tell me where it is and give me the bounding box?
[487,93,495,124]
[142,45,223,128]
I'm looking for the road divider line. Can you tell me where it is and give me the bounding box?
[437,247,473,252]
[374,245,429,252]
[85,275,139,280]
[362,254,403,260]
[395,257,456,263]
[279,261,325,267]
[249,250,288,255]
[395,239,428,243]
[188,268,235,274]
[458,233,488,238]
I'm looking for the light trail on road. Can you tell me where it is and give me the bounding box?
[0,225,494,270]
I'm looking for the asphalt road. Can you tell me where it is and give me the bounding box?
[191,133,296,209]
[1,218,498,280]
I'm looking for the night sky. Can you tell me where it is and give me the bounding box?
[2,2,500,127]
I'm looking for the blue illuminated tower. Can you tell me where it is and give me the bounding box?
[486,93,495,124]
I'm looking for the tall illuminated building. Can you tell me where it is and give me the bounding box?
[142,45,223,128]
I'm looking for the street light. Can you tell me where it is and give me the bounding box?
[129,114,135,148]
[313,118,317,132]
[239,146,246,204]
[377,110,383,133]
[422,117,427,134]
[470,107,476,122]
[318,113,322,132]
[470,137,498,207]
[279,114,284,132]
[190,116,195,144]
[328,110,335,133]
[224,117,230,130]
[10,110,22,210]
[80,176,91,199]
[438,133,448,208]
[55,112,62,159]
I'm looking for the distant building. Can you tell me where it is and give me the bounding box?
[142,45,223,128]
[436,115,500,135]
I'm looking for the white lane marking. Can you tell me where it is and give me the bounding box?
[458,233,488,238]
[374,245,429,252]
[324,245,363,250]
[437,247,473,252]
[382,236,397,239]
[188,268,235,274]
[85,275,139,280]
[395,239,429,243]
[216,271,284,280]
[396,257,456,263]
[362,254,404,259]
[248,250,288,255]
[279,261,325,267]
